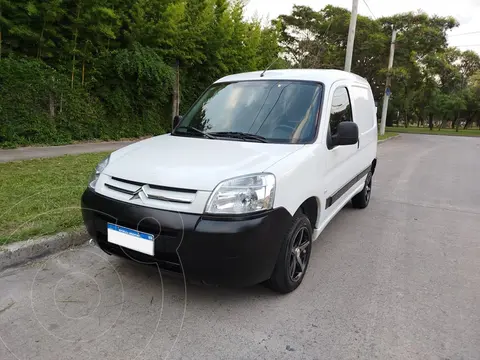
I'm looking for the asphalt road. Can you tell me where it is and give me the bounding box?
[1,134,479,360]
[0,141,136,163]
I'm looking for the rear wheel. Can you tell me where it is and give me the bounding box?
[266,212,312,294]
[352,170,372,209]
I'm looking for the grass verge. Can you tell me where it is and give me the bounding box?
[379,132,398,141]
[386,126,480,137]
[0,152,109,245]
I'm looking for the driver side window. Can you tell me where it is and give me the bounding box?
[327,87,353,149]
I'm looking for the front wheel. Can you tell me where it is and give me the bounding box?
[266,212,312,294]
[352,171,372,209]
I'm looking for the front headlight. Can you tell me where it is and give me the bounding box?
[205,173,276,215]
[88,155,110,190]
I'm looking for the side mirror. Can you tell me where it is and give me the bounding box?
[336,122,359,146]
[173,115,183,130]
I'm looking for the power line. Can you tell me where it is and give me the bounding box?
[362,0,376,19]
[449,31,480,37]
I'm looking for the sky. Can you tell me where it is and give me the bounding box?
[244,0,480,54]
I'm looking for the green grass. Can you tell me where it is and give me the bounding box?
[378,132,399,141]
[0,152,109,245]
[386,126,480,137]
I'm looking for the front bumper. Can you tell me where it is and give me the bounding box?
[81,189,292,287]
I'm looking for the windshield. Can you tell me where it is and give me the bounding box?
[174,80,323,144]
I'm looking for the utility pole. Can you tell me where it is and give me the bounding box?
[344,0,359,72]
[172,60,180,130]
[379,28,397,136]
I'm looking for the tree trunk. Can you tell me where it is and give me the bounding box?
[453,111,460,132]
[428,113,434,130]
[49,94,55,118]
[38,20,46,59]
[464,111,477,129]
[81,40,88,86]
[71,7,81,89]
[439,115,447,130]
[82,60,85,86]
[0,7,2,60]
[71,43,78,88]
[0,27,2,61]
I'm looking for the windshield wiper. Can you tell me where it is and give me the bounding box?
[209,132,269,143]
[173,126,216,139]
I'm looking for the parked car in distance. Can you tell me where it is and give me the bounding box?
[81,69,378,293]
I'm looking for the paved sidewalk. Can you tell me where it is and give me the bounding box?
[0,140,138,163]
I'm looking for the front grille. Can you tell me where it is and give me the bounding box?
[104,176,197,205]
[105,183,135,195]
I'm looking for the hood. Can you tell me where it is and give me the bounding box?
[104,134,304,191]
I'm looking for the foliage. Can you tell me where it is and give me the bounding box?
[94,43,175,136]
[2,1,480,147]
[0,57,105,146]
[274,5,480,131]
[0,0,283,146]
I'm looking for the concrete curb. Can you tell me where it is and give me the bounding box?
[0,229,89,271]
[378,134,401,144]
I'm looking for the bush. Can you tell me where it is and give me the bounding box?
[0,49,174,147]
[0,57,104,145]
[92,44,174,138]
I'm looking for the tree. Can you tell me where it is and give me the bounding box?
[273,5,458,112]
[463,71,480,129]
[2,0,478,147]
[1,0,284,146]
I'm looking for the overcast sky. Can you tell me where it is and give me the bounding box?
[245,0,480,54]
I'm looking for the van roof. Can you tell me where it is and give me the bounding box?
[214,69,369,87]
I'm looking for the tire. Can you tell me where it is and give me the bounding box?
[266,211,313,294]
[352,170,373,209]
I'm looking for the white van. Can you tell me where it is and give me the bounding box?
[82,69,378,293]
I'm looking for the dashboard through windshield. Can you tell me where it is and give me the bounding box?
[173,80,324,144]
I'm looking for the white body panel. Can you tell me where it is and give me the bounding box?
[102,134,303,191]
[92,69,377,239]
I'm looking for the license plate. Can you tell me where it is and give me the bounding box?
[107,223,154,256]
